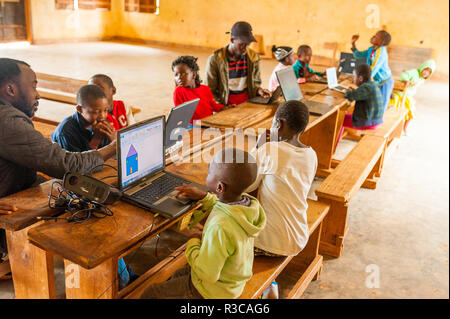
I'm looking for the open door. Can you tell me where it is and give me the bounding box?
[0,0,29,43]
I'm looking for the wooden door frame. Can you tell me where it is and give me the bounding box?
[24,0,33,43]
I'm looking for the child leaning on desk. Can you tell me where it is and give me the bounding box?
[140,148,267,299]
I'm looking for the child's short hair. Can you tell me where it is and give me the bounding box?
[355,63,372,82]
[271,45,294,62]
[275,100,309,134]
[77,84,107,107]
[90,74,114,88]
[297,45,311,57]
[378,30,391,46]
[171,56,201,86]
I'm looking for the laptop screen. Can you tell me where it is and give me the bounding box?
[326,67,338,87]
[276,67,303,101]
[119,117,164,189]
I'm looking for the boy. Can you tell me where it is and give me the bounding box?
[343,63,384,131]
[292,45,324,82]
[351,30,393,111]
[247,100,317,257]
[140,148,266,299]
[52,84,115,152]
[88,74,135,130]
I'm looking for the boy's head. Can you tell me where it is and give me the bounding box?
[88,74,116,112]
[370,30,391,47]
[206,148,257,202]
[229,21,256,58]
[353,63,372,86]
[172,56,201,88]
[76,84,109,127]
[297,45,312,64]
[271,100,309,142]
[272,46,295,66]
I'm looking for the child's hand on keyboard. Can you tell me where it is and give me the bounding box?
[174,184,207,201]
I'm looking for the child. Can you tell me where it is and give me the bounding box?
[391,59,436,134]
[51,84,115,152]
[88,74,135,131]
[292,45,325,82]
[172,56,227,128]
[51,85,134,289]
[247,100,317,257]
[140,148,266,299]
[268,45,296,92]
[351,30,393,111]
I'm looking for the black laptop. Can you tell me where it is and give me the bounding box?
[248,86,282,104]
[338,52,366,75]
[117,116,207,219]
[276,67,334,116]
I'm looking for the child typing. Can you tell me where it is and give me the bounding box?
[292,45,325,83]
[140,148,266,299]
[268,46,296,92]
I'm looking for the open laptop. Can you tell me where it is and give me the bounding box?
[276,67,334,116]
[326,67,348,93]
[338,52,366,75]
[165,98,199,155]
[248,86,282,105]
[117,116,207,219]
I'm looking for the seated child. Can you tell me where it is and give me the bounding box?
[268,45,296,92]
[351,30,393,111]
[292,45,325,82]
[172,56,227,128]
[391,59,436,133]
[88,74,136,130]
[51,84,115,152]
[51,84,134,289]
[247,100,317,257]
[140,148,266,299]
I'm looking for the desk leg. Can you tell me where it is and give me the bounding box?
[6,225,55,299]
[317,198,348,258]
[64,258,118,299]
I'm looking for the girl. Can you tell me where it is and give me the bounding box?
[268,45,296,91]
[172,56,228,128]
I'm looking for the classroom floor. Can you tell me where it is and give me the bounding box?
[0,41,448,299]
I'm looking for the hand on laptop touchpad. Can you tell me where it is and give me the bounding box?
[168,190,191,205]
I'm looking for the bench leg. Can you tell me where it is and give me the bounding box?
[64,258,118,299]
[6,225,56,299]
[362,139,387,189]
[317,198,348,258]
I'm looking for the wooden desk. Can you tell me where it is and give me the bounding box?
[32,119,58,141]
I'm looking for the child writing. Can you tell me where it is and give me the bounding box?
[247,100,318,257]
[268,46,296,92]
[140,148,266,299]
[391,59,436,134]
[351,30,393,111]
[292,45,325,83]
[172,56,229,128]
[88,74,136,131]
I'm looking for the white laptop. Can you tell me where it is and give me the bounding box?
[326,67,348,93]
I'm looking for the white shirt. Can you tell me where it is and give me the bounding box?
[247,141,318,256]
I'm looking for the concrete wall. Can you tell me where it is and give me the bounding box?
[29,0,449,77]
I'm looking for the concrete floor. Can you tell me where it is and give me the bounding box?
[0,41,448,299]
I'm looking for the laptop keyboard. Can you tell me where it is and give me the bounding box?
[335,85,347,91]
[134,174,188,204]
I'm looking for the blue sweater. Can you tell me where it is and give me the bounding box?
[352,46,392,84]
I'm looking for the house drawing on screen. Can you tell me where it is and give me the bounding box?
[126,144,138,176]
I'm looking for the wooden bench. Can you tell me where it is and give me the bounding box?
[240,199,329,299]
[316,135,386,258]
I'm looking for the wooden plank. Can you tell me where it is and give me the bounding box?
[37,88,77,105]
[0,260,11,278]
[33,119,57,140]
[315,135,386,203]
[36,73,87,95]
[363,107,407,139]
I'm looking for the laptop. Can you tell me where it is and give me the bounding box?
[326,67,348,93]
[248,86,282,105]
[165,98,199,155]
[276,67,334,116]
[117,116,207,219]
[338,52,366,75]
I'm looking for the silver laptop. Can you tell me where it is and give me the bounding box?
[326,67,348,93]
[276,67,334,116]
[165,98,199,155]
[117,116,207,219]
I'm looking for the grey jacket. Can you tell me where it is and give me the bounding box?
[204,46,262,105]
[0,98,104,198]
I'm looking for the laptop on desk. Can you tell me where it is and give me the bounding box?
[338,52,366,75]
[276,67,334,116]
[165,98,199,156]
[326,67,349,93]
[117,116,207,219]
[247,86,282,105]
